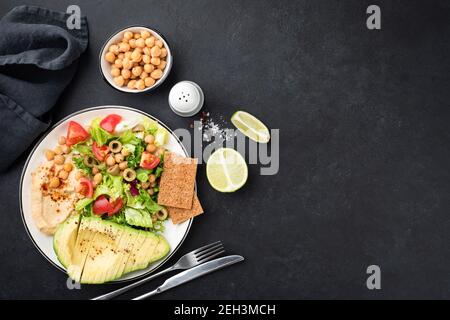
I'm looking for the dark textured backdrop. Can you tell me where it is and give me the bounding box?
[0,0,449,299]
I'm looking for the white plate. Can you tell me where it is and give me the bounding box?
[20,106,192,283]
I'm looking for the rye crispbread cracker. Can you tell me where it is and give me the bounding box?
[157,152,198,209]
[168,195,204,224]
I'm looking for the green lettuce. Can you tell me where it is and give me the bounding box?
[90,118,113,146]
[94,174,123,200]
[73,156,92,176]
[142,117,159,135]
[136,168,152,182]
[127,143,144,168]
[119,130,141,145]
[72,143,93,156]
[124,207,153,228]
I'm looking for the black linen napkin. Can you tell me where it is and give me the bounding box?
[0,5,88,171]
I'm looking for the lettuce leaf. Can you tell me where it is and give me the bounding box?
[94,174,124,200]
[142,117,159,135]
[127,143,144,168]
[72,143,93,156]
[136,168,152,182]
[124,207,153,228]
[119,130,141,145]
[90,118,113,146]
[73,156,92,176]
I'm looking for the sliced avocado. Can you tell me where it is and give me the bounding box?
[67,216,98,282]
[80,220,126,284]
[63,216,171,284]
[53,215,81,268]
[150,235,171,264]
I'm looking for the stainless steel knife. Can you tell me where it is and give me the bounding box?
[132,255,244,300]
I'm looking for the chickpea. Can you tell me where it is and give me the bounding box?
[122,58,133,70]
[142,54,151,64]
[121,148,130,156]
[118,53,125,60]
[147,188,154,196]
[127,80,137,89]
[145,37,155,47]
[93,173,103,184]
[92,180,99,188]
[144,134,155,144]
[119,42,130,52]
[62,145,70,154]
[139,71,149,80]
[105,52,116,63]
[54,154,65,165]
[141,30,151,39]
[108,44,119,55]
[150,57,161,66]
[111,67,121,77]
[63,163,73,172]
[124,51,132,59]
[75,171,84,180]
[155,147,165,157]
[132,66,142,77]
[105,155,116,166]
[144,64,154,73]
[114,153,124,163]
[53,146,62,155]
[134,33,141,39]
[160,48,167,58]
[131,50,142,63]
[149,174,156,183]
[135,38,145,48]
[58,170,69,180]
[121,68,131,80]
[119,161,128,170]
[49,177,60,188]
[150,181,157,188]
[135,47,143,53]
[124,31,133,40]
[92,166,99,174]
[45,150,55,161]
[155,40,163,48]
[144,77,155,87]
[146,143,156,153]
[158,60,167,70]
[141,181,150,189]
[136,79,145,90]
[114,76,125,87]
[129,38,136,48]
[114,59,123,68]
[150,69,163,80]
[150,46,161,57]
[58,136,66,145]
[143,47,151,56]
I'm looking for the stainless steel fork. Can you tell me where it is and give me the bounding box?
[91,241,224,300]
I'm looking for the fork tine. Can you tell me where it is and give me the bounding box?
[196,246,224,261]
[195,243,224,260]
[197,249,225,263]
[192,241,222,255]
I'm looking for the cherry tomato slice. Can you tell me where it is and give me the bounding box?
[78,177,93,198]
[107,198,123,216]
[93,195,113,215]
[66,121,89,146]
[140,151,160,169]
[92,141,109,161]
[100,114,122,133]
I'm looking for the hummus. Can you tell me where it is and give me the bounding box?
[31,158,79,235]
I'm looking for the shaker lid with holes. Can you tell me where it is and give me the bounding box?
[168,81,204,117]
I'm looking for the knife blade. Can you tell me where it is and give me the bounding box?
[132,255,244,300]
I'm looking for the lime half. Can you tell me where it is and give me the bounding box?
[231,111,270,143]
[206,148,248,192]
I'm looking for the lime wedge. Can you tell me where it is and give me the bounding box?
[206,148,248,192]
[231,111,270,143]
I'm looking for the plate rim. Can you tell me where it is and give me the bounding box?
[19,105,193,283]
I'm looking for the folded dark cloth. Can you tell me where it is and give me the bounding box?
[0,5,88,171]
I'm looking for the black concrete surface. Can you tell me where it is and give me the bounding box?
[0,0,449,299]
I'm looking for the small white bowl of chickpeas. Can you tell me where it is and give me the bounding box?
[100,26,172,93]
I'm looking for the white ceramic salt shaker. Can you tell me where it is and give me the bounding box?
[168,81,204,117]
